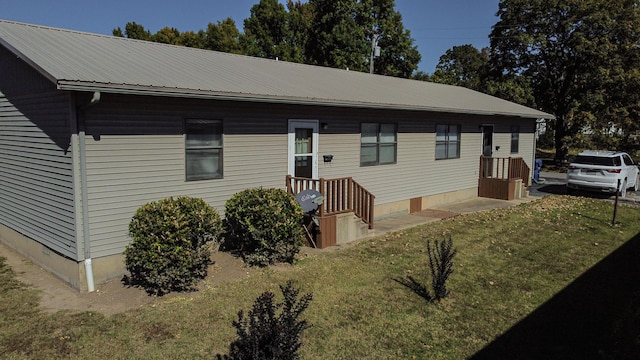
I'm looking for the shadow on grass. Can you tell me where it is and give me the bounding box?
[535,184,568,195]
[533,183,619,201]
[470,232,640,360]
[393,276,432,302]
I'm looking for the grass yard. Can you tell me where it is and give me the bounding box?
[1,195,640,359]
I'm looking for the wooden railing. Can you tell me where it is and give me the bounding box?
[479,156,530,185]
[478,156,531,200]
[286,175,375,229]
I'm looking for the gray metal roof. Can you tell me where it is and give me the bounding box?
[0,19,553,119]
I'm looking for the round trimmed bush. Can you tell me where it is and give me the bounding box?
[124,196,222,295]
[223,188,304,267]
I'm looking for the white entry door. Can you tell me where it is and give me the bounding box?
[288,120,319,179]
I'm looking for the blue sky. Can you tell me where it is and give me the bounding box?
[1,0,499,73]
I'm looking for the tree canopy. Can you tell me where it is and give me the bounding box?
[203,18,243,54]
[430,45,488,91]
[357,0,421,77]
[240,0,290,60]
[111,0,420,78]
[306,0,367,70]
[488,0,640,160]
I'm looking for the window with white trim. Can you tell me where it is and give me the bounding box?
[185,119,223,181]
[360,123,397,166]
[435,124,460,159]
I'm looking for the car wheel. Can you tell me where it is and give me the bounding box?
[620,179,627,198]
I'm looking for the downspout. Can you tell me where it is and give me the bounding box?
[78,91,101,292]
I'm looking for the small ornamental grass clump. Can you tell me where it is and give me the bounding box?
[396,237,457,303]
[123,196,222,296]
[427,237,457,301]
[222,188,305,267]
[218,280,313,360]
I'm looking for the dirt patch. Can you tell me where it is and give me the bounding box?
[0,242,325,315]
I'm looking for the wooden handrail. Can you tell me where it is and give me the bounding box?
[479,156,531,185]
[286,175,375,229]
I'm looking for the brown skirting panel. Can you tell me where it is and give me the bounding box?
[410,197,422,214]
[316,215,337,248]
[478,178,516,200]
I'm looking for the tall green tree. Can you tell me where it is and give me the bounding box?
[307,0,368,71]
[110,0,420,78]
[203,18,243,54]
[483,75,537,108]
[430,45,487,90]
[306,0,419,76]
[179,31,204,48]
[578,1,640,150]
[285,0,314,63]
[112,22,152,41]
[411,70,430,81]
[489,0,640,161]
[357,0,421,78]
[241,0,290,60]
[151,26,182,45]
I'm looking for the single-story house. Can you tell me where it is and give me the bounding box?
[0,20,553,292]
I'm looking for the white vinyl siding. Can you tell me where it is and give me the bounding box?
[318,113,481,206]
[490,122,535,175]
[80,96,536,258]
[0,92,77,259]
[84,132,287,257]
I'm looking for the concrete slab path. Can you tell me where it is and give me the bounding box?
[370,196,536,237]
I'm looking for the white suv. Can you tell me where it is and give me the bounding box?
[566,150,639,197]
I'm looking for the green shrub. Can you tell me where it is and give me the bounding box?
[123,196,222,296]
[218,280,312,360]
[222,188,304,267]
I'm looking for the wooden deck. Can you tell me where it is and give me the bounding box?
[286,176,375,248]
[286,175,375,229]
[478,156,530,200]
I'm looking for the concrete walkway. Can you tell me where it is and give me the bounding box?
[370,171,639,239]
[370,196,536,237]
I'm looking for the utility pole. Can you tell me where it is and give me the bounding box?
[369,33,382,74]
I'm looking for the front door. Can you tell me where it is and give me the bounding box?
[482,125,494,157]
[288,120,319,178]
[482,125,494,177]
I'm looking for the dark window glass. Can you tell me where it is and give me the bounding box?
[435,124,461,160]
[185,119,223,180]
[360,123,397,166]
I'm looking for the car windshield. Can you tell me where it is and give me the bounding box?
[573,155,621,166]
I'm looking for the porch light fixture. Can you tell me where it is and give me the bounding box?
[321,122,329,130]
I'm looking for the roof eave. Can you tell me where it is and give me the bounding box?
[57,81,555,120]
[0,37,59,85]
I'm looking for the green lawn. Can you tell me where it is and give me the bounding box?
[1,195,639,359]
